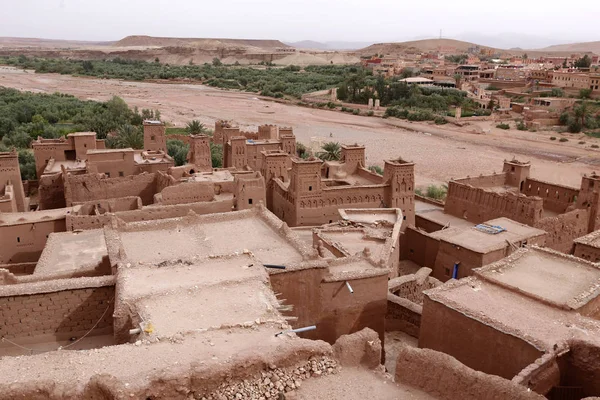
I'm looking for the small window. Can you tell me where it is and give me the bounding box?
[511,166,515,172]
[445,268,450,276]
[119,171,124,177]
[17,237,20,243]
[84,144,87,148]
[403,215,407,220]
[309,186,312,191]
[248,199,253,205]
[151,135,156,141]
[106,172,111,178]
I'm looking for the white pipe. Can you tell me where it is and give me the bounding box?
[129,328,141,335]
[346,281,354,294]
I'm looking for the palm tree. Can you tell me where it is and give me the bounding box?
[114,124,144,149]
[186,120,207,135]
[574,103,588,129]
[317,142,341,161]
[453,74,463,89]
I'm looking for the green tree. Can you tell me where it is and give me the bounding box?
[185,120,207,135]
[575,55,592,69]
[166,139,189,166]
[317,142,341,161]
[111,125,144,149]
[574,103,589,129]
[211,143,223,168]
[212,57,223,67]
[17,149,36,181]
[579,88,592,99]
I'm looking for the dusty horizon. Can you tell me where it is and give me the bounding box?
[1,0,599,49]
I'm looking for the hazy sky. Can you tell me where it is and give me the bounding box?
[1,0,599,45]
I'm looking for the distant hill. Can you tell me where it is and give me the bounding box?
[287,40,375,51]
[535,41,600,54]
[357,38,493,56]
[114,36,290,51]
[0,37,114,48]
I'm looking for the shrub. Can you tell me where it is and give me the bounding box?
[352,109,360,115]
[550,136,557,140]
[592,144,599,148]
[434,116,447,125]
[326,102,336,109]
[579,141,586,144]
[559,137,568,142]
[368,165,383,175]
[367,111,374,116]
[516,120,527,131]
[496,123,510,130]
[425,184,448,201]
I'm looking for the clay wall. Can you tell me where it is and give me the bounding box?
[562,340,600,397]
[0,151,26,212]
[432,241,487,281]
[512,352,562,396]
[246,143,282,171]
[415,214,445,232]
[86,150,136,178]
[0,262,36,276]
[268,267,323,340]
[395,346,544,400]
[154,181,215,205]
[270,180,298,226]
[404,227,440,268]
[295,186,385,226]
[65,173,158,206]
[356,167,384,184]
[143,122,166,152]
[269,265,388,345]
[389,269,442,305]
[188,135,212,171]
[316,273,388,345]
[0,184,16,213]
[522,178,578,214]
[419,296,544,379]
[444,181,543,225]
[32,141,71,178]
[454,173,508,188]
[233,173,266,210]
[66,200,233,231]
[574,242,600,262]
[0,277,114,339]
[386,294,422,337]
[38,173,66,210]
[0,217,66,264]
[534,208,588,253]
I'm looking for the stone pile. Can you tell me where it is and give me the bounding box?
[198,356,338,400]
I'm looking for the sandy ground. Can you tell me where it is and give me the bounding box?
[2,67,600,187]
[294,367,434,400]
[384,331,419,377]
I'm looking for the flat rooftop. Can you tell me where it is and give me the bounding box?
[119,255,282,337]
[35,229,109,277]
[188,169,234,183]
[340,208,400,225]
[0,207,72,227]
[476,247,600,308]
[113,207,311,266]
[425,274,600,351]
[574,229,600,248]
[43,159,87,175]
[134,152,172,165]
[434,217,546,253]
[416,208,474,230]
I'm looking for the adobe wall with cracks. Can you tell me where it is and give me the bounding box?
[395,346,544,400]
[268,258,389,347]
[419,295,545,380]
[534,208,589,253]
[444,180,543,225]
[64,172,158,207]
[0,276,114,340]
[522,177,579,214]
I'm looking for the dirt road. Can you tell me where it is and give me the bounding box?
[1,66,599,188]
